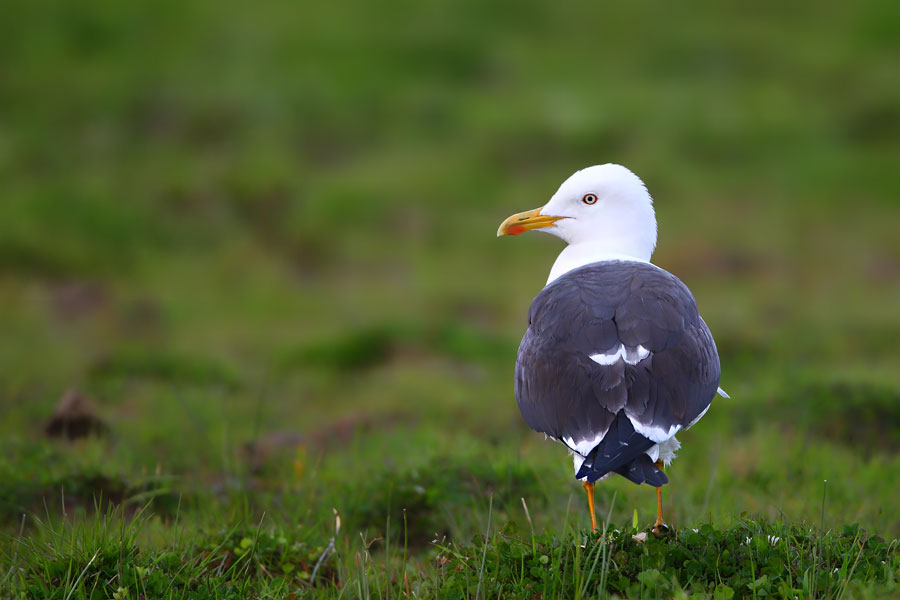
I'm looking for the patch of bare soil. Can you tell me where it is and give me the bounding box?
[45,388,109,440]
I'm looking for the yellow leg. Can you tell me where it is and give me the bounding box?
[582,480,598,532]
[655,486,665,526]
[652,460,670,538]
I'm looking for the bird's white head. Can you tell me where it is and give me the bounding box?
[498,164,658,262]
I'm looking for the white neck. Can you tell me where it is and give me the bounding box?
[546,242,652,285]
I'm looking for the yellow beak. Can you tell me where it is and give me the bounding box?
[497,207,566,237]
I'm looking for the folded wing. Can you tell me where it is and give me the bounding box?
[515,261,720,483]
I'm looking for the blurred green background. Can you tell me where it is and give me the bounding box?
[1,0,899,545]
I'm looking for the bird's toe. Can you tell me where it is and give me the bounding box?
[651,523,673,539]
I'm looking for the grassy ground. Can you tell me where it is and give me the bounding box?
[1,1,899,597]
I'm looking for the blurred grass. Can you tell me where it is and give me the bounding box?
[0,0,899,596]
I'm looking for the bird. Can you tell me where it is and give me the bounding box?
[497,164,726,536]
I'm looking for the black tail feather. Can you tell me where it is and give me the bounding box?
[615,453,668,486]
[575,411,656,483]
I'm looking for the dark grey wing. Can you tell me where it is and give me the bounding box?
[514,261,720,481]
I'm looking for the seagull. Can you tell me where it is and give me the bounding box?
[498,164,726,536]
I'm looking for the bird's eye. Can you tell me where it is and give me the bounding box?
[582,193,598,205]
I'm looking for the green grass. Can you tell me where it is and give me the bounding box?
[3,507,898,599]
[2,0,900,597]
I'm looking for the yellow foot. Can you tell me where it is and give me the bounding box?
[651,522,672,539]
